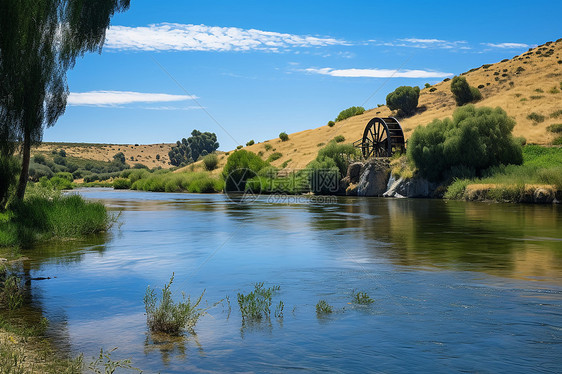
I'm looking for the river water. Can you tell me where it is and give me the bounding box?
[22,189,562,373]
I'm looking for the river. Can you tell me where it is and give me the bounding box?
[21,189,562,373]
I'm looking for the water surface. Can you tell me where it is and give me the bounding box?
[23,189,562,373]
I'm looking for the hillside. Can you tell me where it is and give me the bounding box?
[210,38,562,172]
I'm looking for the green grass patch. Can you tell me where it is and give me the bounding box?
[333,135,345,143]
[547,124,562,133]
[131,171,223,193]
[526,112,545,122]
[0,189,114,248]
[550,110,562,118]
[237,283,281,322]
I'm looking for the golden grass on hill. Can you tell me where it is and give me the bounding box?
[39,39,562,175]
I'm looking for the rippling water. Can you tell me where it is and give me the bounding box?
[21,189,562,373]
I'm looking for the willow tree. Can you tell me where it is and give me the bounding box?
[0,0,130,201]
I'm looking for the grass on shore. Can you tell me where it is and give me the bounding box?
[128,170,224,193]
[444,145,562,201]
[0,186,115,248]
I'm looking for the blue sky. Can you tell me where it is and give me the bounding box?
[44,0,562,151]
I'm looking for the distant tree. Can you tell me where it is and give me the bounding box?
[168,130,219,167]
[450,76,482,106]
[279,132,289,142]
[386,86,420,116]
[113,152,126,164]
[58,149,67,157]
[188,130,219,161]
[0,0,131,201]
[246,140,255,146]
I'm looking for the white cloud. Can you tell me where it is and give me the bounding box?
[380,38,470,50]
[305,67,453,78]
[482,42,530,49]
[67,90,197,107]
[105,23,347,52]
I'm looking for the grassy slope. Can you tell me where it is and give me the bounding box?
[40,40,561,175]
[216,39,562,173]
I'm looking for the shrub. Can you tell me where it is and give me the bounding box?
[246,140,255,146]
[335,106,365,122]
[424,83,431,88]
[451,76,482,106]
[352,291,374,305]
[333,135,345,143]
[222,150,269,192]
[0,156,20,207]
[113,178,132,189]
[279,132,289,142]
[28,162,54,182]
[429,87,437,92]
[264,144,272,151]
[156,154,160,160]
[386,86,420,116]
[307,143,358,194]
[236,145,243,150]
[202,154,219,171]
[547,124,562,133]
[315,300,333,315]
[144,273,209,335]
[327,120,335,127]
[33,154,46,164]
[53,155,67,166]
[527,112,545,123]
[267,152,283,162]
[407,105,523,182]
[237,282,280,322]
[49,176,73,190]
[478,84,485,89]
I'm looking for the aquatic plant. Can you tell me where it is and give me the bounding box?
[237,282,280,322]
[352,291,374,305]
[87,348,141,374]
[144,273,209,336]
[315,300,333,315]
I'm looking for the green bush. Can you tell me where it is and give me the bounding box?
[237,282,280,322]
[113,178,132,189]
[33,154,46,164]
[267,152,283,162]
[202,154,219,171]
[450,76,482,106]
[264,143,272,151]
[0,156,20,208]
[547,124,562,133]
[144,273,209,335]
[222,150,269,192]
[527,112,545,123]
[335,106,365,122]
[48,176,73,190]
[333,135,345,143]
[386,86,420,116]
[407,105,523,182]
[246,140,255,146]
[279,132,289,142]
[429,87,437,92]
[352,291,374,305]
[315,300,333,315]
[424,83,431,88]
[327,120,335,127]
[28,162,54,182]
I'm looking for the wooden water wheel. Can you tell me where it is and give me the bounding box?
[354,117,405,158]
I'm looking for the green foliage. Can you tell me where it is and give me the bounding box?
[0,192,113,247]
[168,130,219,166]
[130,171,223,193]
[352,291,374,305]
[407,105,523,182]
[237,283,280,322]
[386,86,420,116]
[527,112,545,123]
[429,87,437,92]
[113,152,126,164]
[144,273,209,336]
[264,143,272,151]
[327,120,335,127]
[315,300,333,315]
[450,76,482,106]
[315,142,358,176]
[305,142,358,194]
[87,348,140,374]
[424,83,431,88]
[202,154,219,171]
[267,152,283,162]
[246,140,255,146]
[112,178,131,190]
[0,156,20,209]
[222,150,269,192]
[549,110,562,118]
[333,135,345,143]
[0,274,24,310]
[443,179,472,200]
[279,132,289,142]
[53,155,67,166]
[33,154,46,164]
[335,106,365,122]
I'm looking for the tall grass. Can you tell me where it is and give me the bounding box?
[144,274,209,335]
[237,283,280,322]
[0,190,113,247]
[131,171,223,193]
